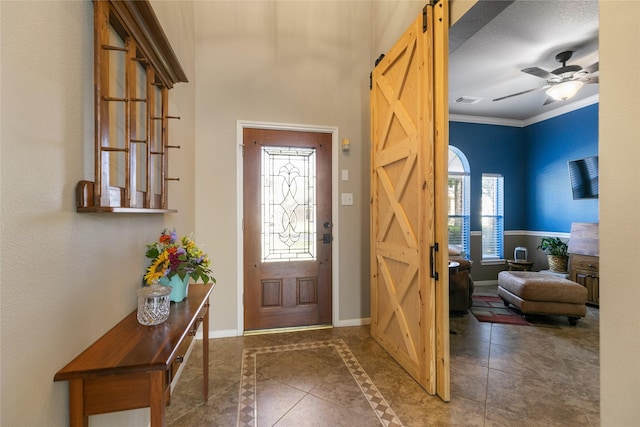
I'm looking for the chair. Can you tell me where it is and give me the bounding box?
[449,258,474,312]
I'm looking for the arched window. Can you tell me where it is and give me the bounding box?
[448,146,470,258]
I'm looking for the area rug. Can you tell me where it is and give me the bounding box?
[470,295,531,326]
[237,339,404,427]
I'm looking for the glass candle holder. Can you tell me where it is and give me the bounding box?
[137,284,172,326]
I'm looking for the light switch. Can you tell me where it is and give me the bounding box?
[341,193,354,206]
[341,169,349,181]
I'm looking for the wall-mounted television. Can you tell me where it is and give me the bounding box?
[568,156,599,199]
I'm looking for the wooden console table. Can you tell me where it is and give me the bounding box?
[54,283,214,426]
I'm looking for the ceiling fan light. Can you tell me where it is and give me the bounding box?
[546,80,584,101]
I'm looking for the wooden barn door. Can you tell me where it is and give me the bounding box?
[370,1,450,400]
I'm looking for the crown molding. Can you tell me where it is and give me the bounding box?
[449,114,523,127]
[522,94,599,126]
[450,94,599,128]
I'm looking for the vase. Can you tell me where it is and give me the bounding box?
[136,284,172,325]
[159,274,190,302]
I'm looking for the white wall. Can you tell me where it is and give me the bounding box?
[371,0,474,56]
[194,1,373,333]
[371,0,423,55]
[599,1,640,424]
[0,1,195,425]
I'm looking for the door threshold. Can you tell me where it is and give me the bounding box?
[243,324,333,336]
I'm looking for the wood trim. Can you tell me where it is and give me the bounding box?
[161,86,169,208]
[109,0,188,88]
[417,5,434,392]
[76,181,177,213]
[80,1,187,214]
[433,0,450,402]
[94,1,109,207]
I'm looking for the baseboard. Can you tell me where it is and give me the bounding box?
[336,318,371,327]
[201,320,372,340]
[199,329,238,339]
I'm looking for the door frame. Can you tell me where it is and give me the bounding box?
[236,120,340,334]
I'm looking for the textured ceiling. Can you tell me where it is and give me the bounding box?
[449,0,599,124]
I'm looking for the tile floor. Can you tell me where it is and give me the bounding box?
[166,286,599,426]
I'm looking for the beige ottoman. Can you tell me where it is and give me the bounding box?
[497,271,587,325]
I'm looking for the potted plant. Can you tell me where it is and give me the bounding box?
[537,237,569,272]
[144,229,216,302]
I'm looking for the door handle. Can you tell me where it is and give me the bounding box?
[322,233,333,244]
[430,243,439,280]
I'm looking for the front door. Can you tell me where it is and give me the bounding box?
[370,2,450,400]
[243,128,332,331]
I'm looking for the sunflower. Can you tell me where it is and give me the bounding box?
[144,229,215,286]
[144,250,170,284]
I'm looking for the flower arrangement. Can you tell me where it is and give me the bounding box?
[144,229,215,285]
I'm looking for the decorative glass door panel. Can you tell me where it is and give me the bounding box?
[261,146,316,262]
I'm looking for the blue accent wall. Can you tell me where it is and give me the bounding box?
[524,104,599,232]
[449,122,526,231]
[450,103,599,233]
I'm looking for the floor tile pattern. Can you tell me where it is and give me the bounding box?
[166,286,599,426]
[237,339,403,427]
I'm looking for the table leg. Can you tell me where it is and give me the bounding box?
[149,371,166,427]
[69,379,88,427]
[203,301,210,402]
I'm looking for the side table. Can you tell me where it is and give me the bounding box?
[54,283,214,426]
[507,259,534,271]
[448,260,460,273]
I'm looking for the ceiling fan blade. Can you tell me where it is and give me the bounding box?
[585,76,599,84]
[584,61,599,74]
[492,87,541,102]
[522,67,555,80]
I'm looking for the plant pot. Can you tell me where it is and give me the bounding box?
[159,274,190,302]
[547,255,568,273]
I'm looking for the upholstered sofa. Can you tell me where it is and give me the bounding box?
[449,258,474,312]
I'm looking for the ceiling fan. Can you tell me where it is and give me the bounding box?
[493,50,599,105]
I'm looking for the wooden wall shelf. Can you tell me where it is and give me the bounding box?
[76,180,177,214]
[78,1,187,213]
[77,207,177,214]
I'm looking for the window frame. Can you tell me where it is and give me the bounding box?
[447,146,470,258]
[481,173,505,262]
